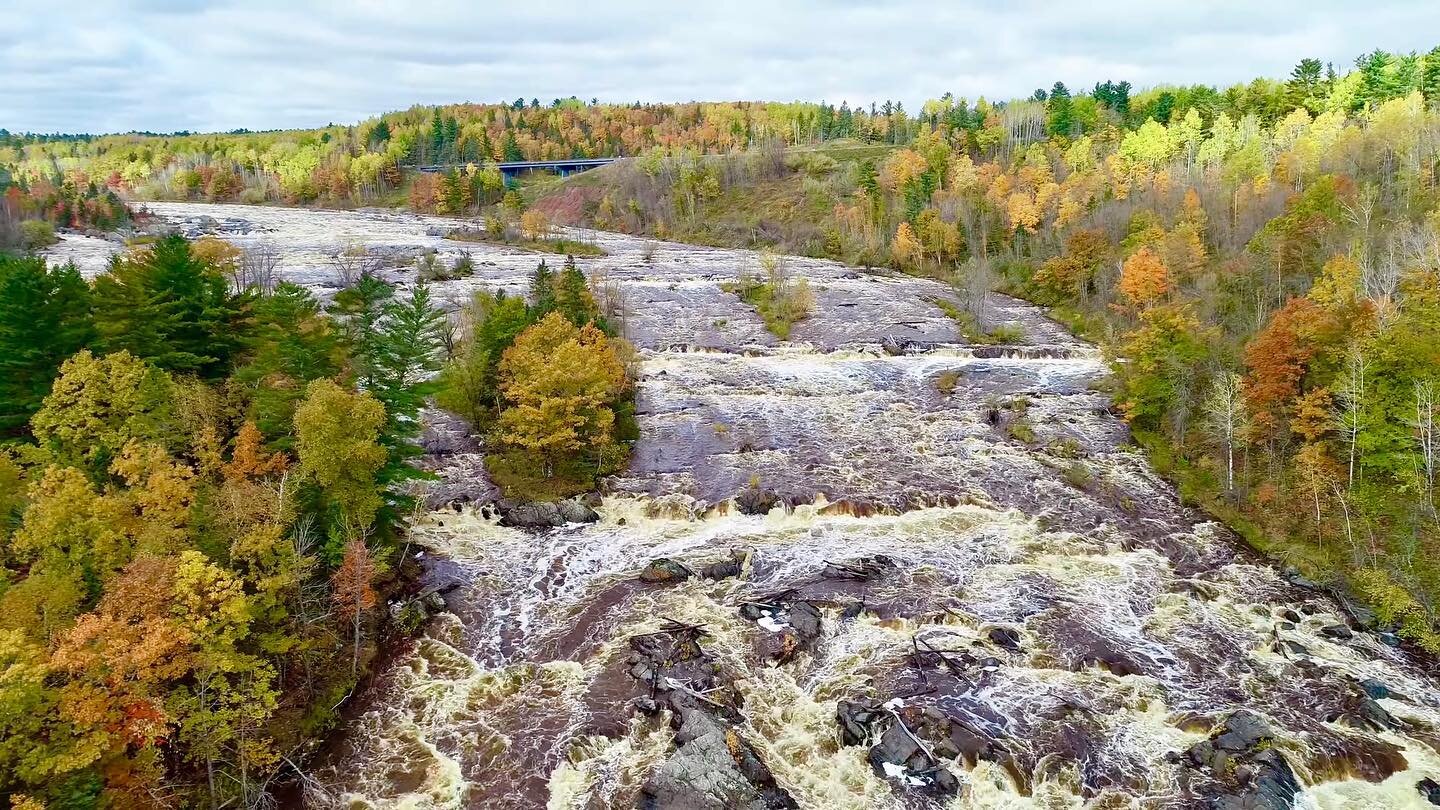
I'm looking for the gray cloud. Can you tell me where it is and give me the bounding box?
[2,0,1437,133]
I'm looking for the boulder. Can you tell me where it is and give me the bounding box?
[1359,678,1397,701]
[698,557,743,581]
[557,498,600,523]
[1176,711,1303,810]
[735,487,780,515]
[986,626,1023,652]
[640,695,798,810]
[1418,777,1440,805]
[640,558,693,584]
[837,698,886,746]
[1320,624,1353,640]
[497,497,600,528]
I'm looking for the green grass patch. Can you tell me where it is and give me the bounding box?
[445,227,604,257]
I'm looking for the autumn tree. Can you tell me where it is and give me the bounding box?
[31,350,178,474]
[491,312,629,495]
[891,222,922,268]
[294,379,387,553]
[1117,246,1173,310]
[331,539,377,676]
[1201,371,1248,494]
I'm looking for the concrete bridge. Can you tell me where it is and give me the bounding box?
[415,157,618,182]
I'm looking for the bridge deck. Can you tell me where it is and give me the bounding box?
[415,158,618,174]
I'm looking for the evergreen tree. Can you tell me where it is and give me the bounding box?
[368,119,391,149]
[1045,82,1074,137]
[0,256,93,434]
[429,109,445,162]
[528,260,556,317]
[502,130,524,162]
[92,235,243,377]
[554,255,603,330]
[1355,49,1394,111]
[1423,46,1440,105]
[234,282,343,446]
[370,283,445,527]
[329,274,394,390]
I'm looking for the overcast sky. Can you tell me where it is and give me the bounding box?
[3,1,1438,135]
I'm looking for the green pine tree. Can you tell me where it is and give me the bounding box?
[528,260,556,318]
[0,256,94,434]
[92,235,242,377]
[234,282,343,445]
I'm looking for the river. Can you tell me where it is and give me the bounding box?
[48,203,1440,809]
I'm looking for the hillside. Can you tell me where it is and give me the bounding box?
[515,49,1440,656]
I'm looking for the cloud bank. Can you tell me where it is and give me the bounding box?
[2,0,1437,133]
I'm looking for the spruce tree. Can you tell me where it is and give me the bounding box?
[1046,82,1074,137]
[554,254,602,329]
[0,256,93,434]
[528,260,556,317]
[234,282,342,445]
[92,234,241,377]
[1423,46,1440,105]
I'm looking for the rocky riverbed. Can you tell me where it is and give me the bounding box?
[69,202,1440,809]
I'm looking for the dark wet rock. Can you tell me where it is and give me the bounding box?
[1282,567,1321,590]
[1418,777,1440,805]
[840,601,866,620]
[697,552,747,581]
[1340,691,1398,732]
[1276,621,1296,631]
[497,497,599,528]
[1277,608,1301,623]
[640,694,797,810]
[880,336,909,356]
[641,558,694,584]
[741,597,823,663]
[557,498,600,523]
[837,698,886,746]
[1216,750,1303,810]
[986,626,1023,652]
[1272,639,1308,657]
[1360,678,1396,701]
[627,625,721,693]
[1332,590,1379,630]
[836,698,998,799]
[1320,624,1354,640]
[821,555,896,581]
[1379,631,1401,647]
[734,486,780,515]
[635,696,660,716]
[422,591,447,613]
[1176,711,1304,810]
[787,601,823,643]
[866,719,959,798]
[870,721,927,771]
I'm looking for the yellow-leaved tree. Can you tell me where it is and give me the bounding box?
[492,312,628,495]
[293,379,387,550]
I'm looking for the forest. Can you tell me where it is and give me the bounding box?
[0,227,631,805]
[4,40,1440,806]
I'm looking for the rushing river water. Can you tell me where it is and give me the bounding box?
[51,203,1440,809]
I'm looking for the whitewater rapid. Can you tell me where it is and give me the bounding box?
[82,203,1440,810]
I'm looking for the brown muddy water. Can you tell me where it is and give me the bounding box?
[61,203,1440,809]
